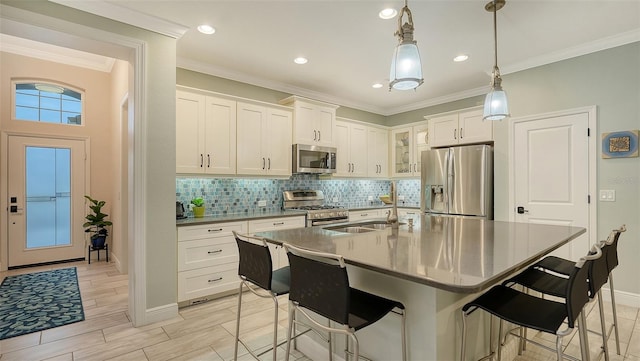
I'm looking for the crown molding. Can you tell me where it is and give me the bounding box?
[48,0,189,39]
[0,34,115,72]
[501,29,640,75]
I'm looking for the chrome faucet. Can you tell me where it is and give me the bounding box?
[386,181,399,228]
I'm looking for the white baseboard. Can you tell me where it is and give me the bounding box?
[601,287,640,308]
[145,303,179,325]
[110,253,123,273]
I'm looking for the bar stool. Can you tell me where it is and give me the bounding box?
[283,243,407,361]
[529,225,626,354]
[232,232,291,361]
[460,246,601,361]
[504,242,611,360]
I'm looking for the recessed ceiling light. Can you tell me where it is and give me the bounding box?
[453,54,469,62]
[294,57,308,65]
[379,8,398,19]
[372,83,384,89]
[197,24,215,35]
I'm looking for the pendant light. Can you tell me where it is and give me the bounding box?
[483,0,510,121]
[389,0,423,91]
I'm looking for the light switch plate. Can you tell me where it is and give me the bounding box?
[599,189,616,202]
[258,200,267,207]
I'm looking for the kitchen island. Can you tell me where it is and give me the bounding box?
[256,214,586,361]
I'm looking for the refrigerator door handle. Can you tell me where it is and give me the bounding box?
[447,149,455,212]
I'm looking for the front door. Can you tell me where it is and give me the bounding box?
[7,135,87,267]
[512,110,592,260]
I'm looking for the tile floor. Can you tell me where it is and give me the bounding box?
[1,261,639,361]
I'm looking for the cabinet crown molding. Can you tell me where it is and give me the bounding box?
[279,95,339,109]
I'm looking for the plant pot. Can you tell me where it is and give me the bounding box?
[193,206,205,218]
[91,235,107,249]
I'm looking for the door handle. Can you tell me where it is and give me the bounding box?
[207,154,211,168]
[313,130,317,141]
[200,154,203,167]
[460,127,463,139]
[454,128,457,140]
[517,206,529,214]
[262,157,266,170]
[318,130,321,141]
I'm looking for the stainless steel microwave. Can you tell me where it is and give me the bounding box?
[292,144,337,174]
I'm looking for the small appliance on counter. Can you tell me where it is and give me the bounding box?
[176,201,187,219]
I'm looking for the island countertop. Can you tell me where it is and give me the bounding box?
[255,214,586,293]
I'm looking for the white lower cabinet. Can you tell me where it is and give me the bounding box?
[177,221,247,303]
[248,216,305,270]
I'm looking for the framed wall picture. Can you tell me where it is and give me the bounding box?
[602,130,639,158]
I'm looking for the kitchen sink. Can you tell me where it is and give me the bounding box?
[325,221,406,234]
[326,226,376,234]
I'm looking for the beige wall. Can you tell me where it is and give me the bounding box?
[0,52,117,259]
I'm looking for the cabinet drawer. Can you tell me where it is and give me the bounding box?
[177,221,247,241]
[178,238,238,271]
[348,210,383,222]
[178,264,239,302]
[248,216,305,233]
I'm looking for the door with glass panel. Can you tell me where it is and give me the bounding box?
[7,136,86,267]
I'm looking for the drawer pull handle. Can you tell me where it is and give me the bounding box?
[208,249,223,254]
[361,213,368,217]
[207,228,223,233]
[273,222,285,226]
[208,277,223,283]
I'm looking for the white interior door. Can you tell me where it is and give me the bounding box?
[8,135,87,267]
[512,112,590,260]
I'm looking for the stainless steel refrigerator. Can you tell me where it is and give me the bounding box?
[420,144,493,219]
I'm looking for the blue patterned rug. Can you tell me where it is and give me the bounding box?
[0,267,85,340]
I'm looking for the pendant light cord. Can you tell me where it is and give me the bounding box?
[493,0,498,71]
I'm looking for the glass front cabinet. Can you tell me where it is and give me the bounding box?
[391,122,429,177]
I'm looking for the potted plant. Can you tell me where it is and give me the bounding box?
[83,195,113,249]
[191,197,205,218]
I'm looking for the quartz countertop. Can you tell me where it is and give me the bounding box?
[176,209,306,227]
[255,214,586,293]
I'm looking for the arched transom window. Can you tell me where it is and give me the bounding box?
[13,81,83,125]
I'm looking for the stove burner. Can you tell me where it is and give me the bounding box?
[283,190,348,226]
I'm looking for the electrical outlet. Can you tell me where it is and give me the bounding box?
[367,195,373,201]
[332,197,339,203]
[398,195,405,201]
[599,190,616,202]
[258,200,267,207]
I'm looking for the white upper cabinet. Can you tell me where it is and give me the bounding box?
[367,126,389,178]
[428,108,492,147]
[335,120,367,177]
[176,89,237,174]
[391,122,429,178]
[279,96,338,147]
[236,102,292,176]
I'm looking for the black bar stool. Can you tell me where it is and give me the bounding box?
[504,241,611,360]
[460,246,602,361]
[283,243,407,361]
[232,232,292,361]
[528,225,626,354]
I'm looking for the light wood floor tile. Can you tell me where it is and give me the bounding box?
[72,327,169,361]
[166,346,223,361]
[1,329,105,361]
[42,353,74,361]
[41,312,130,343]
[0,331,42,354]
[104,349,149,361]
[143,325,232,361]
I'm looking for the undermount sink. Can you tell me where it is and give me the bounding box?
[326,226,376,234]
[325,221,407,234]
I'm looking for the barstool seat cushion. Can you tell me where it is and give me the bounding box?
[534,256,575,276]
[271,266,291,296]
[464,285,568,335]
[506,268,567,298]
[349,288,404,331]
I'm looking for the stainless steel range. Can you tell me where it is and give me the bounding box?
[283,190,348,226]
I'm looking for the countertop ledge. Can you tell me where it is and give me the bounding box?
[176,210,306,226]
[348,204,420,211]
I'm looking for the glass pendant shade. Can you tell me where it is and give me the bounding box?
[483,83,509,121]
[390,42,423,90]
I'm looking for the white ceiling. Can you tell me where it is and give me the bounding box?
[10,1,640,116]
